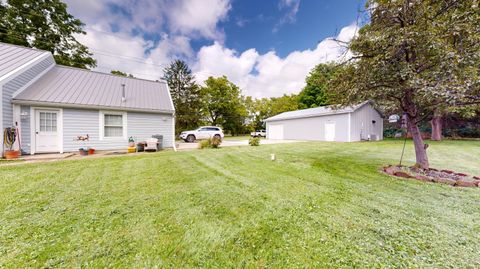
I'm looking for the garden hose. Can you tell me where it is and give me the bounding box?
[3,127,17,150]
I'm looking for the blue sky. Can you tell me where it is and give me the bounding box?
[219,0,363,57]
[65,0,363,97]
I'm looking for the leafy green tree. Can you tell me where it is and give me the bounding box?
[298,63,338,109]
[329,0,479,169]
[0,0,96,69]
[163,60,203,133]
[269,94,300,117]
[245,94,299,131]
[244,97,269,131]
[111,70,135,78]
[201,76,248,135]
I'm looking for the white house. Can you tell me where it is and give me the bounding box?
[0,42,175,155]
[265,101,383,142]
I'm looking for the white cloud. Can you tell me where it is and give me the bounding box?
[194,42,259,86]
[63,0,230,80]
[65,0,166,33]
[274,0,301,32]
[75,25,193,80]
[167,0,231,40]
[64,1,358,99]
[65,0,230,40]
[194,24,358,98]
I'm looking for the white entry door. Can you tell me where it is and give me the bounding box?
[268,124,284,140]
[35,110,60,153]
[324,122,335,141]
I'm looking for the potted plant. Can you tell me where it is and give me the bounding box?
[128,137,135,147]
[3,127,20,159]
[87,147,95,155]
[79,148,88,156]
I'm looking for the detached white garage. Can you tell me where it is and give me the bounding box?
[265,101,383,142]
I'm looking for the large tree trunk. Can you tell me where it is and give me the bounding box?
[407,115,429,169]
[403,88,430,169]
[430,112,442,141]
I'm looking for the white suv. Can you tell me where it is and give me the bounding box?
[179,126,224,143]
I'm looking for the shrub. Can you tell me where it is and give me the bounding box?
[199,139,211,149]
[249,137,260,146]
[199,137,222,149]
[211,137,222,148]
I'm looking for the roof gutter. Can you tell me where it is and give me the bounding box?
[265,110,353,122]
[11,100,175,114]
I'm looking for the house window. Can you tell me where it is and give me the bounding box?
[100,111,127,139]
[39,112,57,132]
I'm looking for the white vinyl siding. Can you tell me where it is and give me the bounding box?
[265,103,383,142]
[350,103,384,141]
[1,56,55,154]
[267,113,350,142]
[62,108,174,152]
[20,105,31,153]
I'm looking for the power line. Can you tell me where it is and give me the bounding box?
[0,28,168,65]
[0,30,219,72]
[0,28,226,79]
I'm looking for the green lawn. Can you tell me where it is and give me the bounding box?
[222,134,254,140]
[1,140,479,268]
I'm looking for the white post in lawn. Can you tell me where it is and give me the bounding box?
[271,153,276,161]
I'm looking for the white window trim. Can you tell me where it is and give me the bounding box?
[99,111,127,140]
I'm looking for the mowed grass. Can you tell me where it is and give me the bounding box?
[1,140,479,268]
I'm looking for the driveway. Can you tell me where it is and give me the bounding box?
[175,138,304,151]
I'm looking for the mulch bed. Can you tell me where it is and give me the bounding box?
[383,165,480,188]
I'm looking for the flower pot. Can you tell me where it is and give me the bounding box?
[88,148,95,155]
[4,150,20,159]
[79,148,88,156]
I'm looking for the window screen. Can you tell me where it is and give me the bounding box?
[104,114,123,137]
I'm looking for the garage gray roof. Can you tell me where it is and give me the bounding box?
[265,101,372,122]
[0,42,49,79]
[14,65,174,113]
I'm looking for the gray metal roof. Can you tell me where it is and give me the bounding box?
[0,42,49,79]
[265,101,371,122]
[14,65,174,113]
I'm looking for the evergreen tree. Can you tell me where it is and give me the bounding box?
[163,60,203,133]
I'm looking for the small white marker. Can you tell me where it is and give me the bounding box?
[271,153,276,161]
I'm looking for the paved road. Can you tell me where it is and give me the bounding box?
[175,139,304,151]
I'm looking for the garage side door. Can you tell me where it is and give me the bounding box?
[268,124,284,139]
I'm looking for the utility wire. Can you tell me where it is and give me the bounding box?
[0,30,223,77]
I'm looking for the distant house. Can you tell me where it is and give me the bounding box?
[265,101,383,142]
[0,42,175,155]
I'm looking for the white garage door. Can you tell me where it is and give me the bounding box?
[268,124,284,140]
